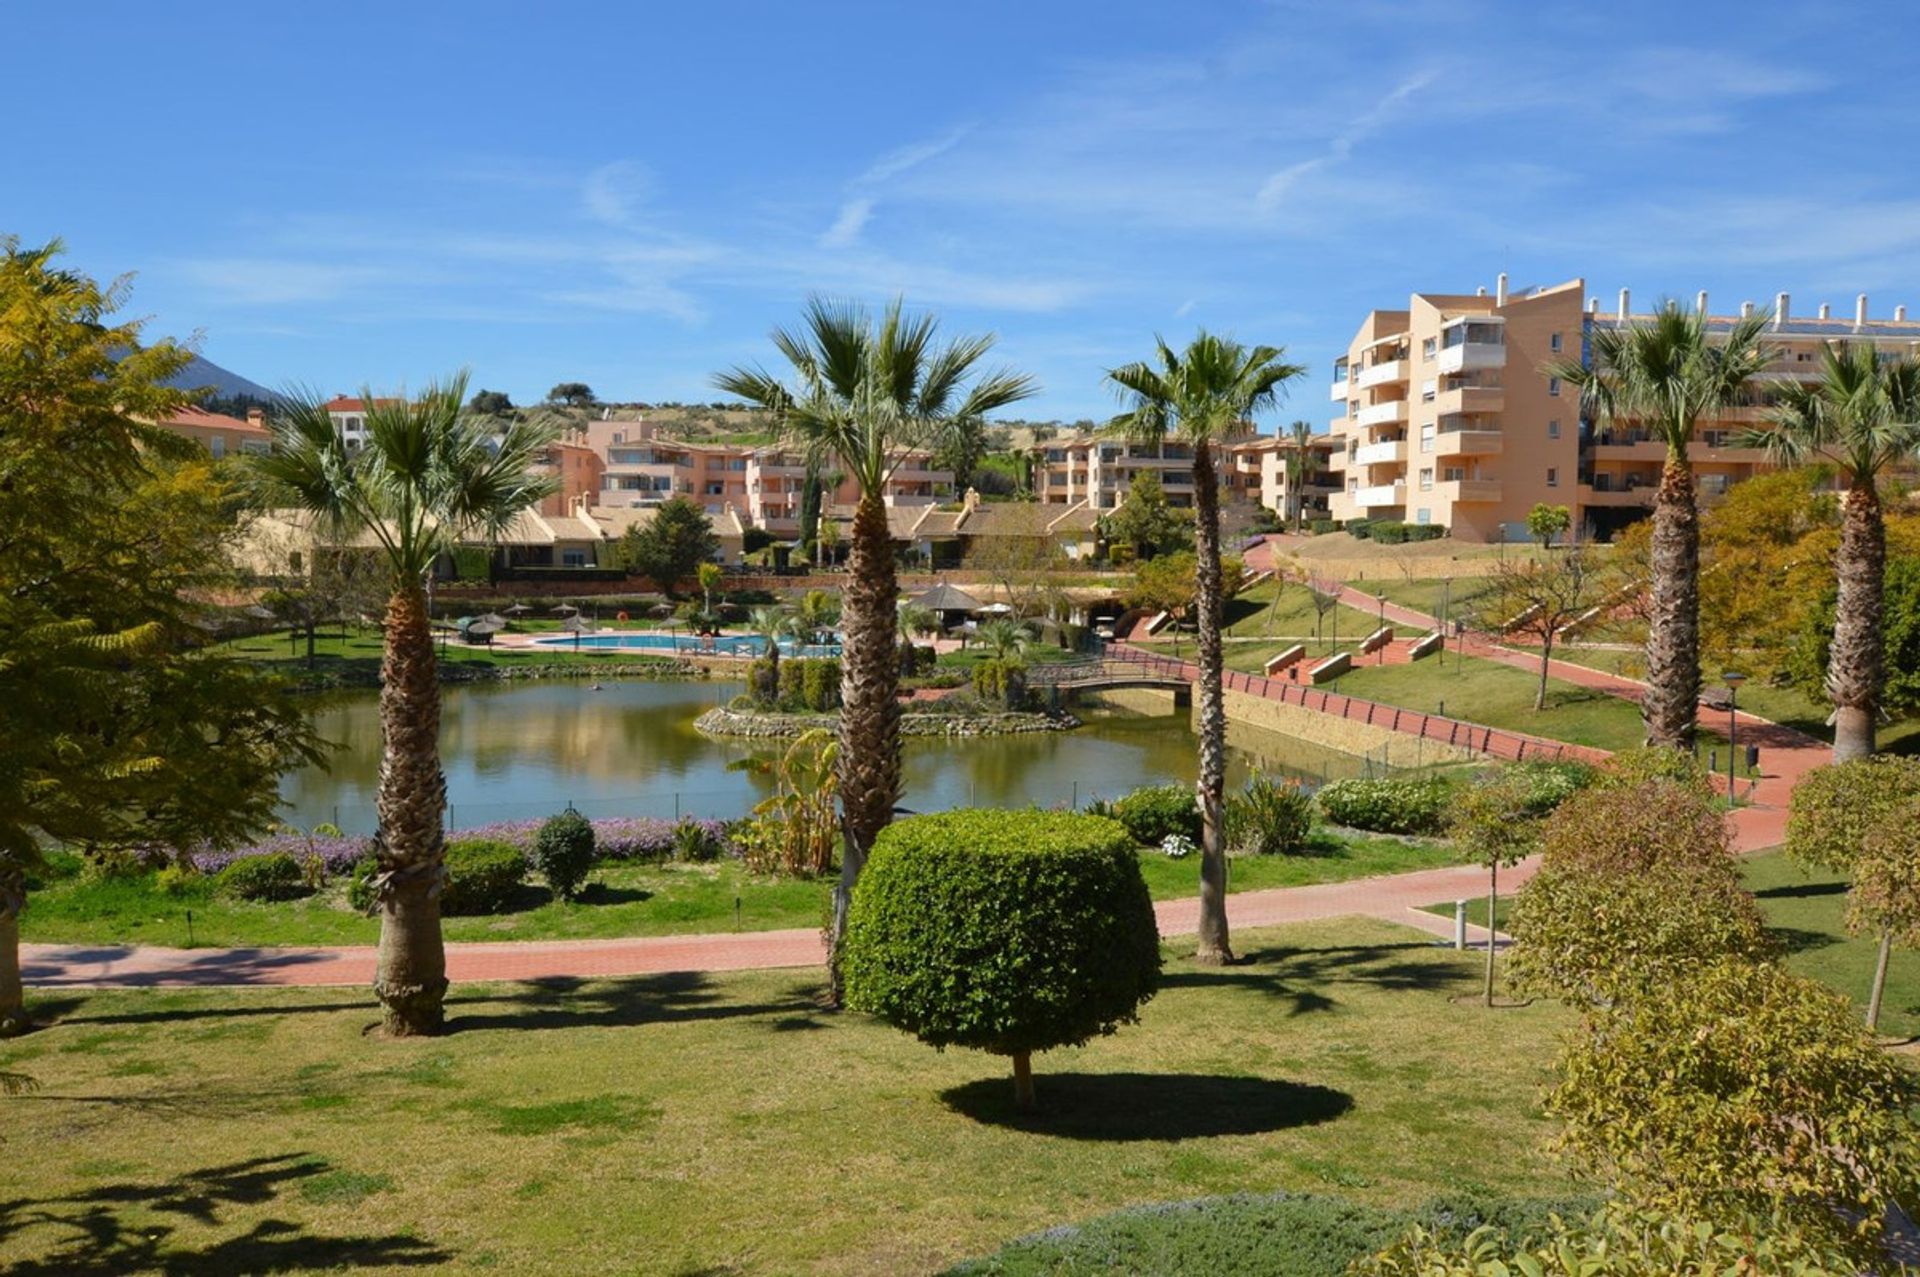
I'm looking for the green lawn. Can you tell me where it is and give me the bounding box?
[1221,581,1378,640]
[1324,654,1646,753]
[23,830,1458,950]
[1366,577,1492,617]
[0,918,1574,1275]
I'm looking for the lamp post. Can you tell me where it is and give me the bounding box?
[1721,671,1746,808]
[1377,589,1387,663]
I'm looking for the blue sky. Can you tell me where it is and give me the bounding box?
[8,2,1917,422]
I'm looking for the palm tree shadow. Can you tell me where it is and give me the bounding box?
[1160,940,1468,1013]
[445,971,829,1034]
[940,1071,1352,1141]
[0,1153,449,1274]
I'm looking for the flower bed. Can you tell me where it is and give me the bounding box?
[189,816,735,874]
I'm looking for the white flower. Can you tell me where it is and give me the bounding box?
[1160,833,1197,859]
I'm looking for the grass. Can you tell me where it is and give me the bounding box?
[23,830,1459,949]
[1418,895,1513,933]
[0,918,1575,1275]
[1324,653,1646,753]
[1366,577,1493,617]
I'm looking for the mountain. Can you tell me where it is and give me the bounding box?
[165,352,280,404]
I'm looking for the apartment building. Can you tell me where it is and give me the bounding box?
[1324,277,1920,542]
[1033,428,1338,517]
[581,418,952,535]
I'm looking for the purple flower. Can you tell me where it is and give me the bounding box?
[191,815,736,870]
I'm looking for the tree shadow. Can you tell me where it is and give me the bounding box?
[1766,925,1840,956]
[1159,940,1469,1013]
[576,881,653,906]
[0,1153,449,1274]
[1753,880,1847,901]
[445,970,829,1034]
[940,1071,1352,1141]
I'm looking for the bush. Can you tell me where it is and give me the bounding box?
[1309,518,1337,536]
[155,864,206,898]
[747,656,778,705]
[1225,774,1313,856]
[1785,755,1920,874]
[215,853,309,902]
[1345,519,1375,540]
[1501,760,1596,816]
[778,658,804,708]
[1369,520,1411,544]
[531,810,596,901]
[1113,784,1201,845]
[440,839,528,916]
[800,657,841,712]
[672,818,724,863]
[1316,778,1451,835]
[844,810,1160,1108]
[1537,771,1730,876]
[971,658,1028,709]
[1548,959,1920,1261]
[450,545,491,582]
[346,856,378,912]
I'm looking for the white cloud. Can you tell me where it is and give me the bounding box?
[819,198,874,249]
[582,160,653,227]
[1174,298,1197,317]
[858,127,972,186]
[1257,72,1433,211]
[170,257,384,305]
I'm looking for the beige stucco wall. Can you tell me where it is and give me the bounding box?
[1220,686,1474,767]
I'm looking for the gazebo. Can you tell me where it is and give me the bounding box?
[912,581,985,631]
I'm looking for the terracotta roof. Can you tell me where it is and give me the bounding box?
[955,501,1098,537]
[322,396,402,413]
[158,405,271,437]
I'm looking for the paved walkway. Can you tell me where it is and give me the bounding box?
[24,862,1520,990]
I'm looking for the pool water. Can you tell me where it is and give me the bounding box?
[535,633,840,657]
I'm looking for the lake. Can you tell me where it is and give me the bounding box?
[277,679,1376,834]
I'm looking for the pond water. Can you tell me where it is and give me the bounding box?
[277,679,1377,835]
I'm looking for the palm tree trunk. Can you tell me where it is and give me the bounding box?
[1829,483,1885,763]
[0,871,27,1037]
[1191,446,1233,965]
[829,491,903,1005]
[373,582,449,1036]
[1643,458,1702,749]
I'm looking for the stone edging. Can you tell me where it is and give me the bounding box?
[693,706,1077,739]
[290,660,707,692]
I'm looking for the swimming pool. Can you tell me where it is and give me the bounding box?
[533,633,842,657]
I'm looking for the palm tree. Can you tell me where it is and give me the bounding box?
[697,561,723,619]
[746,605,788,702]
[975,617,1032,662]
[716,298,1035,1001]
[1284,419,1324,533]
[250,375,554,1036]
[1741,343,1920,760]
[1546,305,1773,749]
[1108,332,1304,964]
[896,603,938,642]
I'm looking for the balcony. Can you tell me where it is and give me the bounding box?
[1431,385,1505,416]
[1434,429,1503,457]
[1353,482,1405,508]
[1330,380,1354,402]
[1354,399,1409,428]
[1588,434,1668,463]
[1356,359,1407,390]
[1436,478,1502,503]
[1353,439,1406,467]
[1435,342,1506,375]
[1579,482,1654,508]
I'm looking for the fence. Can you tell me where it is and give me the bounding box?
[1108,644,1608,766]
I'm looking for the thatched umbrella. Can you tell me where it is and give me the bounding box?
[562,614,597,649]
[504,603,533,616]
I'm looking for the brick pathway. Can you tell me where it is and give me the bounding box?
[22,861,1517,990]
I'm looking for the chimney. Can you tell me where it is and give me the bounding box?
[1495,272,1508,306]
[1818,302,1831,320]
[1475,286,1486,297]
[1857,294,1870,330]
[1617,288,1630,321]
[1898,305,1909,322]
[1697,290,1709,315]
[963,487,980,513]
[1741,300,1754,318]
[246,407,266,429]
[1774,291,1790,329]
[1588,297,1599,315]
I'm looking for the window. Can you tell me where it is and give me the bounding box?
[1547,467,1559,487]
[1548,419,1560,439]
[1443,466,1465,482]
[1422,337,1436,360]
[1416,508,1432,525]
[1420,424,1435,453]
[1550,332,1563,353]
[209,435,226,459]
[1418,467,1434,491]
[1548,376,1561,397]
[562,550,588,567]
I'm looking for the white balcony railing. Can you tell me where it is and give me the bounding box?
[1354,400,1409,428]
[1435,343,1506,375]
[1356,359,1407,390]
[1330,380,1353,402]
[1354,482,1405,508]
[1353,439,1406,466]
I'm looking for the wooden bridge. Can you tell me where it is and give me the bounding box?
[1027,655,1192,694]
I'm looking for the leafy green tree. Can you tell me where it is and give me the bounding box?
[844,810,1160,1109]
[1108,333,1304,964]
[1523,502,1571,549]
[1282,419,1324,533]
[546,382,595,408]
[468,389,514,416]
[1479,546,1615,710]
[1547,958,1920,1262]
[619,495,721,592]
[716,298,1034,1002]
[931,413,989,490]
[250,375,554,1036]
[1447,772,1543,1005]
[1546,305,1773,748]
[1100,470,1191,562]
[0,239,319,1035]
[1741,342,1920,760]
[1786,756,1920,1028]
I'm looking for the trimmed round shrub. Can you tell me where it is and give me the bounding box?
[215,853,308,902]
[1501,759,1596,816]
[531,809,596,901]
[1315,778,1451,836]
[440,839,527,916]
[1113,783,1201,845]
[1225,774,1313,856]
[345,856,378,912]
[844,809,1161,1109]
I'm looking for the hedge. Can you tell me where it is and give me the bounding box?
[1315,778,1452,836]
[1112,784,1201,845]
[440,839,528,915]
[215,853,308,902]
[844,809,1160,1108]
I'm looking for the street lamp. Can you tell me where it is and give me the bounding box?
[1377,589,1387,663]
[1721,671,1746,808]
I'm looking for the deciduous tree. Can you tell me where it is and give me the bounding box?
[618,495,721,592]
